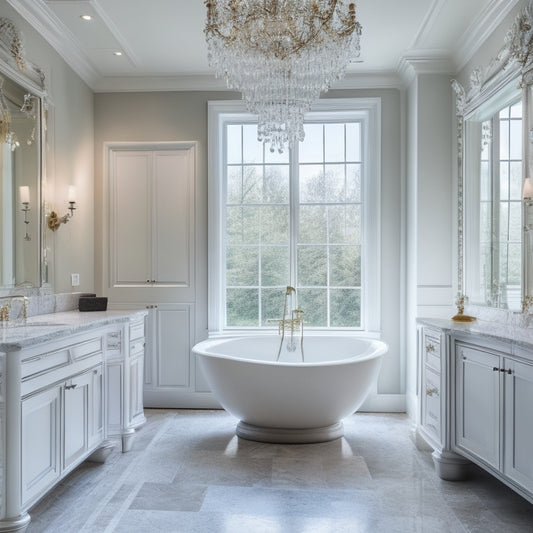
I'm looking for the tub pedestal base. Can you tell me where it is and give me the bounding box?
[236,421,344,444]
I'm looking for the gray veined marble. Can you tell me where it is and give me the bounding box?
[25,410,533,533]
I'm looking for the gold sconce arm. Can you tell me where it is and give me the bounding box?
[47,201,76,231]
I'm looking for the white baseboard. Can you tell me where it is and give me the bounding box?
[360,393,406,413]
[144,390,221,409]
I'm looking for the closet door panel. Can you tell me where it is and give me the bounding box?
[111,151,151,286]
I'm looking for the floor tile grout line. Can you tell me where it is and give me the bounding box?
[103,480,145,533]
[78,415,176,532]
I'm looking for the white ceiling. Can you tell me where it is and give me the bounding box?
[6,0,521,92]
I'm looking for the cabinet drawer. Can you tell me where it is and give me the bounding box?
[130,320,144,341]
[423,331,441,371]
[422,366,441,441]
[130,339,144,357]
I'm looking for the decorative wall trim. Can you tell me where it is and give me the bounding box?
[6,0,99,88]
[453,0,522,74]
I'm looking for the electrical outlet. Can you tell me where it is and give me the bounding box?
[71,273,80,287]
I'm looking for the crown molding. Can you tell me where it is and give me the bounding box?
[452,0,522,73]
[6,0,99,88]
[397,50,454,87]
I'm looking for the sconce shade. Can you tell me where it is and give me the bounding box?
[19,185,29,204]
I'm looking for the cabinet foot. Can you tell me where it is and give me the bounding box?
[0,512,31,532]
[432,450,471,480]
[121,429,136,452]
[86,441,115,463]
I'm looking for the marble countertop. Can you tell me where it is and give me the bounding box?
[0,309,147,352]
[417,315,533,353]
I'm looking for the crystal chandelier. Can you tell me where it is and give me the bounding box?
[205,0,362,153]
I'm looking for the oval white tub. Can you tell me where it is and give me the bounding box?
[193,335,387,443]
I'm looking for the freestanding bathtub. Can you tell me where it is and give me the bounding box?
[193,335,387,443]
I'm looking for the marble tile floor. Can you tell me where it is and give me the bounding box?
[26,410,533,533]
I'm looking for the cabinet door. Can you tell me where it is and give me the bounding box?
[422,365,441,443]
[63,373,90,471]
[455,345,500,469]
[111,150,152,285]
[88,365,104,449]
[152,150,192,286]
[21,387,61,506]
[129,352,145,427]
[504,358,533,492]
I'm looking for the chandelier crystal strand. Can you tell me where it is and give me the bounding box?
[205,0,362,152]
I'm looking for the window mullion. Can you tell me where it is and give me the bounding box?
[290,143,299,298]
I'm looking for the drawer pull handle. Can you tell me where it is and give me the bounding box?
[426,387,439,397]
[493,367,499,372]
[426,343,435,353]
[65,383,77,390]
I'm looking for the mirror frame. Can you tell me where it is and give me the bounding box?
[0,17,47,290]
[452,1,533,314]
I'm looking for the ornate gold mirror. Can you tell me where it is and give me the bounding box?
[0,18,47,291]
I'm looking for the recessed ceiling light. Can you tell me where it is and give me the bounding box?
[80,14,92,21]
[113,51,123,56]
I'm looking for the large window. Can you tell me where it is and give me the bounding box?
[208,99,380,333]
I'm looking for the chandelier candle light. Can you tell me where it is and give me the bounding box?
[205,0,362,153]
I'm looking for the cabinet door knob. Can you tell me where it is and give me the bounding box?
[146,280,150,283]
[493,367,499,372]
[506,368,513,375]
[426,343,435,353]
[65,383,77,390]
[426,387,439,397]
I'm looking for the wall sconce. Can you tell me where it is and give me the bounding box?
[19,186,31,241]
[48,185,76,231]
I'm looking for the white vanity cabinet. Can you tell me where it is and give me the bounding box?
[105,315,146,451]
[0,310,147,532]
[454,342,501,470]
[417,319,533,505]
[419,327,443,447]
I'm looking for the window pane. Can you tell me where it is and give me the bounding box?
[510,100,522,118]
[300,124,323,163]
[346,164,361,202]
[346,123,361,162]
[226,288,258,326]
[299,205,327,243]
[330,245,361,286]
[242,124,262,163]
[299,165,325,202]
[325,164,345,202]
[328,205,361,244]
[509,202,522,242]
[298,288,327,327]
[226,206,260,244]
[500,119,509,160]
[298,246,327,286]
[261,246,289,286]
[499,202,509,241]
[261,206,289,244]
[500,163,509,200]
[507,243,521,284]
[510,119,522,160]
[480,162,490,201]
[242,166,262,203]
[510,162,522,200]
[330,289,361,327]
[227,125,242,164]
[264,166,289,203]
[262,288,286,326]
[324,123,345,162]
[226,246,258,285]
[227,166,242,204]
